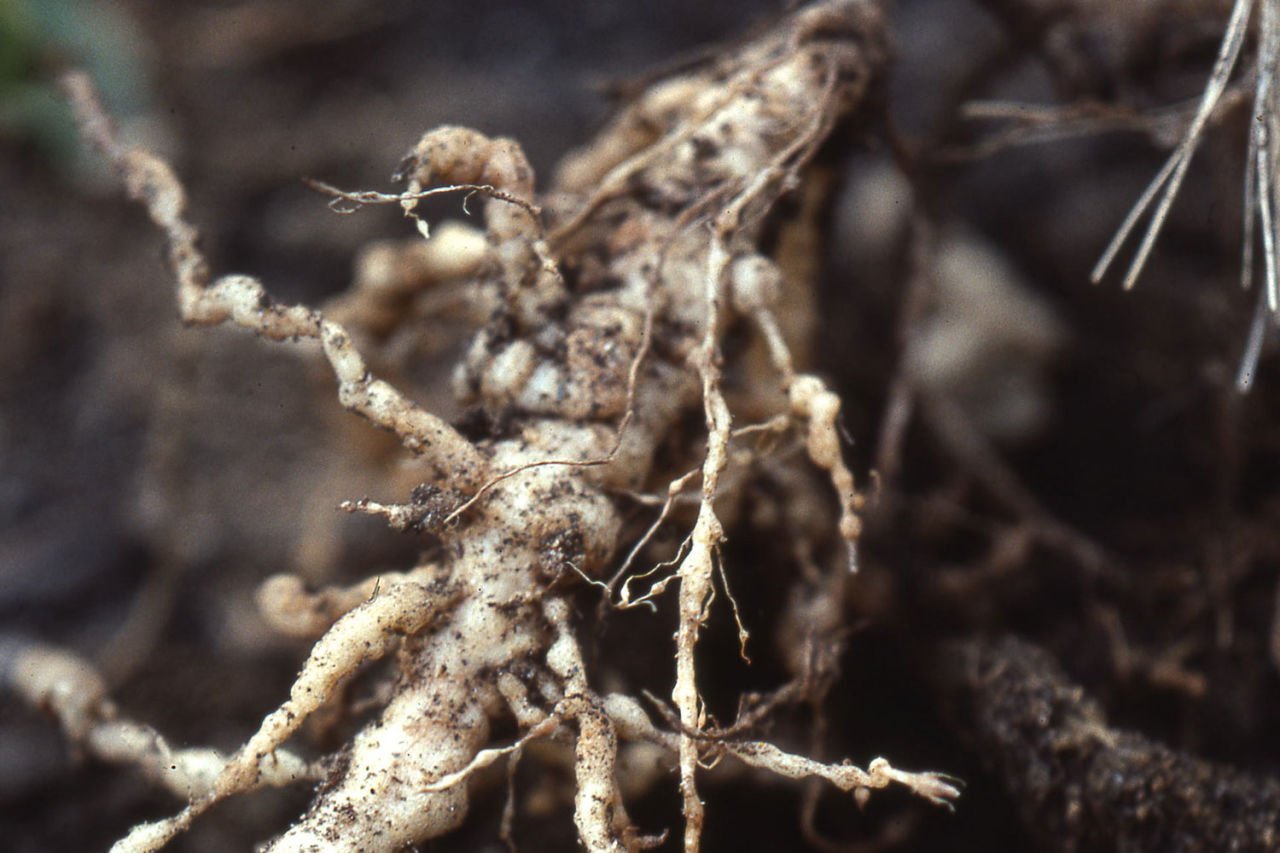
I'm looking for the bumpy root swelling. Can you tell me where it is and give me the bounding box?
[935,637,1280,852]
[45,3,965,851]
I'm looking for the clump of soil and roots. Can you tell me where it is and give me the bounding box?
[5,0,1280,850]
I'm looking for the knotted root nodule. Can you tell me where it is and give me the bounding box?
[50,2,958,850]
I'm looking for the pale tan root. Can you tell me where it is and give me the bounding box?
[57,5,971,852]
[255,563,444,639]
[730,743,962,809]
[61,72,489,487]
[664,38,869,846]
[672,231,735,853]
[602,691,959,810]
[1,638,318,802]
[544,597,657,852]
[267,671,496,852]
[217,579,460,795]
[732,255,865,561]
[324,220,489,336]
[111,579,461,852]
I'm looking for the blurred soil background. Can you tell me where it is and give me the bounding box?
[4,0,1280,850]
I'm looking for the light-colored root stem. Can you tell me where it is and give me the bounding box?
[57,6,958,852]
[111,579,462,852]
[255,563,444,639]
[544,598,651,851]
[60,72,489,486]
[1090,0,1255,291]
[1,638,318,806]
[218,579,461,794]
[789,375,864,564]
[268,673,493,852]
[730,743,962,809]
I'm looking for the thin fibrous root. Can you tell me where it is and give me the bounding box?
[1240,0,1280,389]
[601,690,960,811]
[1091,0,1254,292]
[668,56,863,849]
[732,255,864,566]
[59,72,489,485]
[1090,0,1280,390]
[730,743,962,810]
[1,637,320,802]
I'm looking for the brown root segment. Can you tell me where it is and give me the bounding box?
[49,3,961,852]
[935,637,1280,851]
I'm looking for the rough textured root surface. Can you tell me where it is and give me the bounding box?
[934,636,1280,852]
[61,71,489,487]
[48,3,965,851]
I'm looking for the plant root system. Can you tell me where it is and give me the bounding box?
[45,3,961,851]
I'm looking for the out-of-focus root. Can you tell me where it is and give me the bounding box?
[1,637,320,802]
